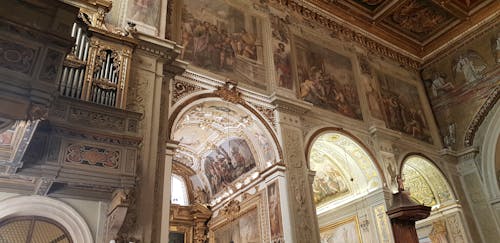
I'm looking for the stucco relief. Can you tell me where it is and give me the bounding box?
[374,204,391,243]
[283,127,303,168]
[291,173,314,243]
[445,214,466,243]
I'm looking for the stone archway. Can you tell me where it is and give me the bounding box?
[165,97,284,242]
[0,195,93,243]
[306,130,390,243]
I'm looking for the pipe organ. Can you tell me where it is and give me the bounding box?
[58,21,136,109]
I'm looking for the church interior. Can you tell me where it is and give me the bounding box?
[0,0,499,242]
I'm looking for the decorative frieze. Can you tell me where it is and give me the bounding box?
[0,39,38,75]
[52,127,141,147]
[64,143,121,169]
[50,97,141,136]
[464,86,500,147]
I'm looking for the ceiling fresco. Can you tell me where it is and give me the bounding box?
[402,156,455,207]
[310,133,381,208]
[172,101,278,197]
[307,0,499,58]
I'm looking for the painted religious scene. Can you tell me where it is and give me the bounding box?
[204,138,256,195]
[312,163,349,205]
[267,181,283,241]
[295,37,363,120]
[180,0,265,87]
[376,71,432,143]
[320,217,362,243]
[127,0,161,32]
[214,209,261,243]
[271,15,293,90]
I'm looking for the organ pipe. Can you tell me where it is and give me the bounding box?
[58,20,133,108]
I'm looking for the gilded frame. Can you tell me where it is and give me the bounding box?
[319,215,362,243]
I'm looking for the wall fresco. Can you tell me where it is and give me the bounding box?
[271,15,293,89]
[295,37,362,120]
[267,181,283,242]
[421,25,499,150]
[214,208,260,243]
[376,71,432,143]
[180,0,265,86]
[204,138,256,195]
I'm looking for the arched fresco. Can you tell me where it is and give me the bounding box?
[171,99,279,199]
[402,156,455,207]
[203,137,256,194]
[309,132,381,208]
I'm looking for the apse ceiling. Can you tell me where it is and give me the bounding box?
[172,101,278,201]
[305,0,499,59]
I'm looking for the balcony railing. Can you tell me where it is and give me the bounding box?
[58,20,135,109]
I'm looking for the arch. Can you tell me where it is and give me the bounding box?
[464,86,499,147]
[306,129,384,210]
[0,195,93,243]
[305,127,385,181]
[401,155,456,208]
[167,93,283,162]
[0,216,73,242]
[479,102,500,199]
[169,97,282,203]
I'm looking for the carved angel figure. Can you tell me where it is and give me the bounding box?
[452,50,487,83]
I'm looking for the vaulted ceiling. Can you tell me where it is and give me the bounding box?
[306,0,499,60]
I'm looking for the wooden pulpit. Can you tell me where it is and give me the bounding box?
[387,176,431,243]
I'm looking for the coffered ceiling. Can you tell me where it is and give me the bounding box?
[307,0,499,60]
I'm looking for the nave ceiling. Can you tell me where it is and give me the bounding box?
[300,0,499,60]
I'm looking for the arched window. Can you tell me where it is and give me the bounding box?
[171,174,189,206]
[0,216,72,243]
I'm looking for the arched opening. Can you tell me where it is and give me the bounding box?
[0,216,72,243]
[0,195,93,243]
[401,156,469,242]
[308,131,389,243]
[167,98,281,242]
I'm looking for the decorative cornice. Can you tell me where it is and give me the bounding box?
[464,86,500,147]
[268,0,421,70]
[135,33,182,62]
[270,93,312,115]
